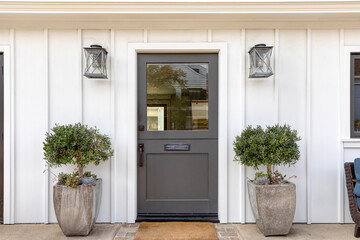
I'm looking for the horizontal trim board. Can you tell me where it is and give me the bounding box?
[2,20,360,30]
[4,0,360,2]
[2,15,360,22]
[2,1,360,15]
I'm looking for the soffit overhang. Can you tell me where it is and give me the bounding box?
[0,1,360,21]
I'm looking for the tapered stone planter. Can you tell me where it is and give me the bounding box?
[247,181,296,236]
[53,179,102,236]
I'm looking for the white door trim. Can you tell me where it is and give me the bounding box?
[0,45,14,224]
[127,42,228,223]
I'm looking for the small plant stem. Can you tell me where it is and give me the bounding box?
[266,164,272,173]
[266,164,272,183]
[78,166,84,178]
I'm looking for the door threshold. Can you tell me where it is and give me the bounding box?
[136,214,219,223]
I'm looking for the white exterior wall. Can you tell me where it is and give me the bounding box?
[1,23,359,224]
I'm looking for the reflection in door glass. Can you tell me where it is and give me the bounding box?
[355,59,360,133]
[147,63,209,131]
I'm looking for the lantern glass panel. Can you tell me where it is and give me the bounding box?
[249,45,273,78]
[84,47,108,79]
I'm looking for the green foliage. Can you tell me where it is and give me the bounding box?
[43,123,114,178]
[57,172,68,185]
[56,171,97,188]
[255,170,284,184]
[57,172,79,188]
[255,171,266,179]
[233,124,301,170]
[147,64,187,91]
[83,171,97,179]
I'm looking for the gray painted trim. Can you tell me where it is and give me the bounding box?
[137,53,219,216]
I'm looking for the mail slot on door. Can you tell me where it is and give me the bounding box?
[164,144,191,151]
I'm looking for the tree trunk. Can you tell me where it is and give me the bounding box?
[266,164,272,173]
[78,166,84,178]
[266,164,272,183]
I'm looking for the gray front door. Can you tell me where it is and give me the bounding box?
[137,54,218,221]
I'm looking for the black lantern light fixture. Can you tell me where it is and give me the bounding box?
[248,44,273,78]
[83,45,108,79]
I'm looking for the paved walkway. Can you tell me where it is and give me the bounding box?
[0,224,120,240]
[0,223,357,240]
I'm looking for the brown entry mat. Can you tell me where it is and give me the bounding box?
[134,222,218,240]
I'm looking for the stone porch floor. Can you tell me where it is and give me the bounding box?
[0,223,357,240]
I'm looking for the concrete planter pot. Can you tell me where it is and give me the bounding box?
[53,179,102,236]
[247,180,296,236]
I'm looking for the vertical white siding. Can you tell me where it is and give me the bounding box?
[82,30,112,222]
[148,29,207,42]
[14,30,47,223]
[245,30,275,127]
[113,29,144,222]
[0,29,10,44]
[245,29,275,222]
[345,30,360,46]
[48,30,81,126]
[0,24,358,223]
[277,30,307,222]
[48,29,82,223]
[310,30,340,223]
[212,29,242,222]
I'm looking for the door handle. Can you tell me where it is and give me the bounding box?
[138,143,144,167]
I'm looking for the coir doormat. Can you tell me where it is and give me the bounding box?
[134,222,218,240]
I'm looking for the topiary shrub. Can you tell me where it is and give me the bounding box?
[43,123,114,186]
[233,124,301,184]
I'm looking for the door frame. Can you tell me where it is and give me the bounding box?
[127,42,228,223]
[0,45,13,224]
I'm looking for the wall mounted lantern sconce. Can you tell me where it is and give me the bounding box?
[83,45,108,79]
[248,44,273,78]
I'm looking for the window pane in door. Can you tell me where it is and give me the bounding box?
[147,63,209,131]
[355,58,360,134]
[355,85,360,133]
[355,59,360,77]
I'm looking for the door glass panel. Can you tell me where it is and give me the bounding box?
[355,85,360,133]
[354,59,360,133]
[355,59,360,78]
[147,63,209,131]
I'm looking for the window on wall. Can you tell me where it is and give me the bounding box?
[351,53,360,137]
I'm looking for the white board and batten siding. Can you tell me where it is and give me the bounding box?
[1,25,360,224]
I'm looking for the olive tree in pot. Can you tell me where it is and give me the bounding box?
[43,123,113,236]
[233,124,301,236]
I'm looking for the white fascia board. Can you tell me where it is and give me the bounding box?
[2,0,360,2]
[1,1,360,14]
